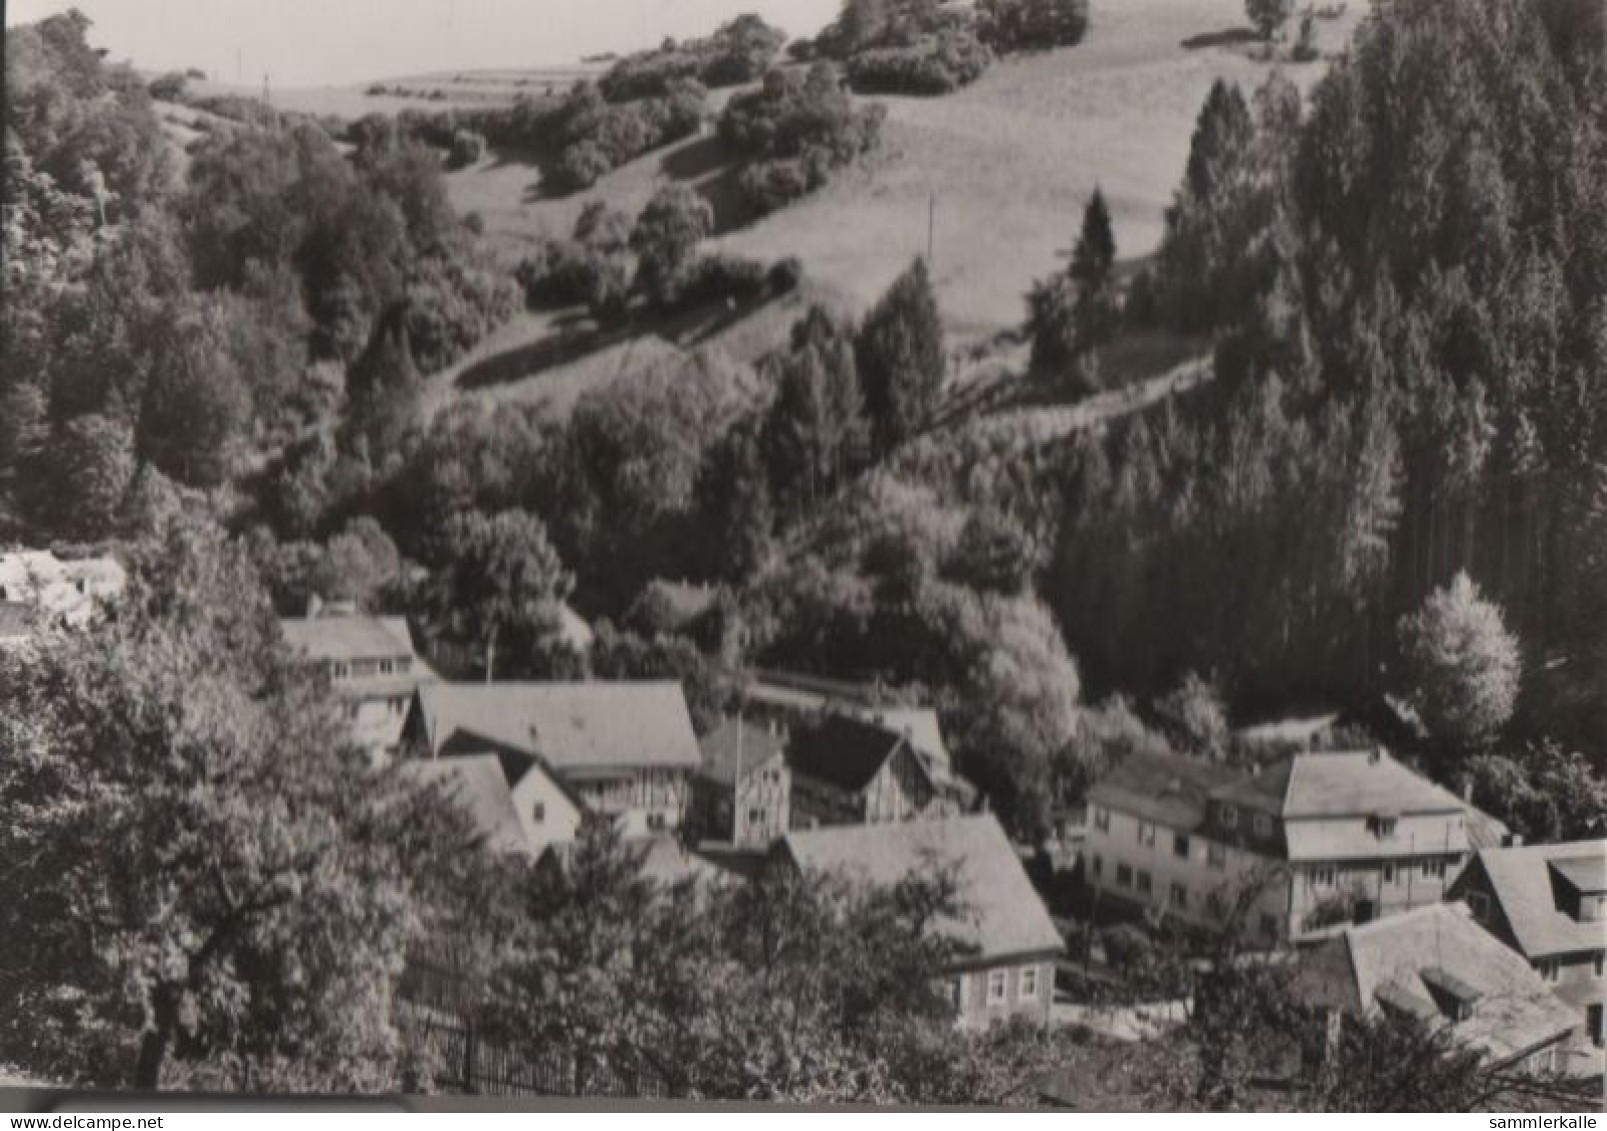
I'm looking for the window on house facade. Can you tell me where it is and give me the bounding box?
[1170,882,1188,909]
[1173,834,1190,859]
[1137,871,1153,896]
[1020,966,1039,1000]
[1220,805,1238,829]
[1538,960,1560,983]
[1589,1004,1604,1048]
[1594,953,1603,979]
[1311,865,1336,887]
[1137,820,1156,847]
[1093,807,1110,833]
[379,659,395,675]
[1421,857,1446,880]
[1368,814,1398,837]
[987,969,1008,1005]
[1116,863,1133,888]
[1382,861,1397,885]
[1206,842,1227,870]
[647,812,668,832]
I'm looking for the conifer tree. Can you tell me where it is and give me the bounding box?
[856,258,945,456]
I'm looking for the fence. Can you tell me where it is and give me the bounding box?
[399,998,668,1099]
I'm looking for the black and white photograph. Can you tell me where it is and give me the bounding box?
[1,0,1603,1114]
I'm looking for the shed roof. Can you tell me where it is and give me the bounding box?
[781,815,1064,964]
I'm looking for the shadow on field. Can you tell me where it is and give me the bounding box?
[659,134,755,236]
[1181,27,1262,50]
[453,290,788,392]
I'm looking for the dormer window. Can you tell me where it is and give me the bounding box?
[1422,967,1481,1024]
[1220,804,1238,830]
[1368,814,1399,838]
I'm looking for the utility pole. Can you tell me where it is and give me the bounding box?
[927,192,936,268]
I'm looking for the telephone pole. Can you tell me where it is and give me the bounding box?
[927,192,936,268]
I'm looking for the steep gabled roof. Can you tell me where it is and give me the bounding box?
[1298,904,1577,1067]
[786,715,922,793]
[399,754,533,858]
[698,717,789,787]
[864,706,952,773]
[1466,839,1607,959]
[781,815,1064,963]
[413,681,702,774]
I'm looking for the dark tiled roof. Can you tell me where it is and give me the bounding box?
[786,715,909,793]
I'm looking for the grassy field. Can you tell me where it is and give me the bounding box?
[442,0,1360,341]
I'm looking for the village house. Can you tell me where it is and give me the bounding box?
[280,603,437,758]
[402,680,702,838]
[398,754,548,859]
[1448,839,1607,1075]
[1085,749,1477,944]
[692,716,792,848]
[778,814,1064,1028]
[0,549,126,644]
[786,714,943,828]
[692,707,975,849]
[1296,903,1580,1077]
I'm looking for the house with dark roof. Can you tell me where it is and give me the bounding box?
[402,681,702,838]
[779,815,1064,1028]
[786,714,941,830]
[693,717,792,848]
[1086,749,1483,944]
[1295,903,1580,1075]
[1449,839,1607,1074]
[281,610,437,758]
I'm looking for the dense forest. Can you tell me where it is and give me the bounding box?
[2,0,1604,1101]
[3,0,1603,851]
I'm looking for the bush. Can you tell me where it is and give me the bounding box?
[845,33,993,95]
[719,64,886,215]
[976,0,1091,52]
[551,139,615,193]
[148,71,189,101]
[768,256,805,294]
[600,15,787,100]
[446,129,486,170]
[546,81,706,196]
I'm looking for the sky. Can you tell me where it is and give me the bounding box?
[7,0,844,87]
